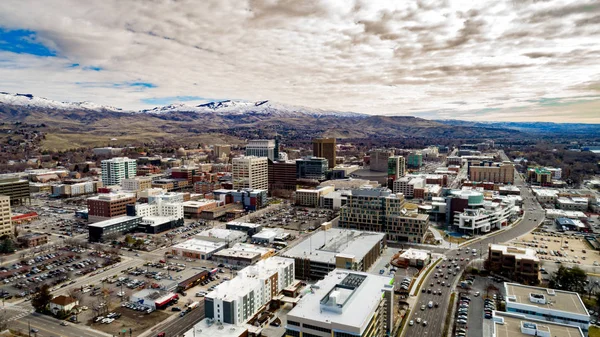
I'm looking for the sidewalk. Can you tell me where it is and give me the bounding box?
[429,227,453,249]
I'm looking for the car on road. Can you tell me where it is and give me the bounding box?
[416,317,422,324]
[420,305,426,310]
[60,321,68,326]
[409,320,414,326]
[30,328,39,333]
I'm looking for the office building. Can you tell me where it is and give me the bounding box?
[394,248,431,268]
[205,256,295,325]
[392,176,425,198]
[285,270,394,337]
[487,244,539,283]
[0,174,30,205]
[370,149,394,172]
[213,188,267,211]
[557,197,589,212]
[182,200,218,218]
[468,161,515,184]
[17,233,48,248]
[232,156,268,191]
[295,186,334,208]
[52,181,102,198]
[251,228,286,245]
[225,222,263,236]
[196,228,248,247]
[151,178,189,191]
[339,187,430,243]
[214,144,231,159]
[313,138,336,169]
[504,283,590,333]
[296,157,328,181]
[101,157,137,186]
[212,243,276,267]
[527,167,553,186]
[245,139,277,161]
[451,190,518,234]
[268,160,297,191]
[88,215,143,242]
[171,238,228,260]
[491,311,584,337]
[388,156,406,180]
[283,228,385,281]
[87,193,137,222]
[121,176,153,192]
[0,195,13,237]
[407,152,423,168]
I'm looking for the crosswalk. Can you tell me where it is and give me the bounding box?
[5,307,34,322]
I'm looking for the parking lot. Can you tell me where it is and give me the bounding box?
[0,247,119,300]
[509,232,599,267]
[246,205,337,233]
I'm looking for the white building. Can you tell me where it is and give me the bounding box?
[232,156,268,191]
[170,238,228,260]
[205,256,294,325]
[121,176,153,192]
[532,188,559,204]
[491,311,584,337]
[49,295,79,316]
[286,270,394,337]
[0,196,13,237]
[392,176,425,198]
[251,228,285,245]
[135,199,184,220]
[321,190,351,210]
[452,190,518,234]
[557,197,589,212]
[245,139,276,161]
[101,157,137,186]
[295,185,334,208]
[544,209,587,220]
[196,228,248,247]
[504,283,590,333]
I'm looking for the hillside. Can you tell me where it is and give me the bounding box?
[0,93,520,150]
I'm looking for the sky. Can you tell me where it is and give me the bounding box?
[0,0,599,123]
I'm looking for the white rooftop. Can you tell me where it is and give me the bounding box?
[184,319,247,337]
[400,248,430,260]
[252,228,284,240]
[490,244,539,261]
[88,216,142,228]
[182,200,217,207]
[197,228,247,241]
[226,221,262,228]
[172,238,227,253]
[287,269,393,333]
[283,228,385,264]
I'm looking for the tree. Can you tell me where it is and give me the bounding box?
[549,266,587,293]
[0,238,15,253]
[31,284,53,312]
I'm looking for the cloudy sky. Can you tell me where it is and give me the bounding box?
[1,0,599,122]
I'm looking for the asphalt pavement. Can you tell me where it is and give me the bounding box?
[145,301,205,337]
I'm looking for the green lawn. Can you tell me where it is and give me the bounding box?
[590,326,600,337]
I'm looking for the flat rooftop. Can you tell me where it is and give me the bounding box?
[172,239,227,253]
[88,216,142,228]
[182,200,217,207]
[493,311,584,337]
[505,283,588,316]
[287,269,393,333]
[283,228,384,264]
[226,221,262,228]
[184,319,247,337]
[490,244,538,261]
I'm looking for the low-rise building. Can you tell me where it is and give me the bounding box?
[283,228,385,281]
[225,222,263,236]
[285,269,394,337]
[394,248,431,268]
[88,215,143,242]
[491,311,584,337]
[17,233,48,248]
[504,283,590,333]
[555,218,587,232]
[130,289,178,310]
[49,295,79,316]
[487,244,539,283]
[183,319,248,337]
[294,185,334,207]
[251,228,285,245]
[196,228,248,247]
[213,188,267,211]
[557,197,589,212]
[212,243,276,267]
[87,193,137,223]
[182,200,218,218]
[171,238,228,260]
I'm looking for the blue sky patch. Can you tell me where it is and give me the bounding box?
[0,28,56,57]
[83,66,103,71]
[129,82,157,88]
[141,96,212,105]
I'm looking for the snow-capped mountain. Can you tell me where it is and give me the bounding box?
[0,92,124,112]
[139,99,366,118]
[0,92,364,118]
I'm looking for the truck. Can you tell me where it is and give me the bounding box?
[186,301,199,312]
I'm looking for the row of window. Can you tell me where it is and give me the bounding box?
[508,308,589,324]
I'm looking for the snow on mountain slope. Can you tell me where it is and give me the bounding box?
[0,92,364,118]
[139,99,366,118]
[0,92,124,112]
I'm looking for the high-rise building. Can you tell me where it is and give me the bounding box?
[268,160,297,191]
[0,195,13,237]
[0,174,30,205]
[101,157,137,186]
[468,161,515,184]
[232,156,268,190]
[407,152,423,168]
[370,149,394,172]
[313,138,336,169]
[214,144,231,159]
[245,139,276,161]
[387,156,406,180]
[339,187,430,243]
[285,269,394,337]
[296,157,328,181]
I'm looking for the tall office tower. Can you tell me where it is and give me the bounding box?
[0,174,30,205]
[232,156,269,190]
[214,145,231,159]
[370,149,394,172]
[101,157,137,186]
[0,195,13,237]
[313,138,336,169]
[245,139,276,161]
[296,157,329,181]
[388,156,406,180]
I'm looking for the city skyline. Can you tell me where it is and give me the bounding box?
[1,0,599,123]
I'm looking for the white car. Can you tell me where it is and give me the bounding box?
[409,320,414,326]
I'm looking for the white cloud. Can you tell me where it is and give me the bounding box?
[0,0,599,122]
